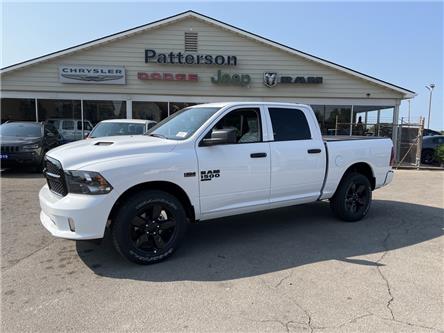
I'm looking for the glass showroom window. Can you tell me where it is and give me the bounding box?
[169,102,198,115]
[1,98,36,123]
[310,105,325,130]
[133,102,168,122]
[83,100,126,126]
[353,105,394,137]
[38,99,82,142]
[324,105,352,135]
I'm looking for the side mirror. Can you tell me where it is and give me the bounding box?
[200,128,237,146]
[47,132,55,137]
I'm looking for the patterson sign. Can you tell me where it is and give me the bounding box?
[145,49,237,66]
[59,65,126,84]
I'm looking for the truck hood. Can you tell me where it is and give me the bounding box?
[46,135,178,170]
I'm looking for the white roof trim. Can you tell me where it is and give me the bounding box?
[0,10,415,98]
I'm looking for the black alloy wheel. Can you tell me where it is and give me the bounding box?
[344,182,369,215]
[130,203,177,255]
[112,190,187,264]
[330,172,372,222]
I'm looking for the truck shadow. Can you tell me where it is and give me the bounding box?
[76,200,443,282]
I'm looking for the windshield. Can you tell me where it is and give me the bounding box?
[89,122,146,138]
[0,123,42,137]
[147,107,220,140]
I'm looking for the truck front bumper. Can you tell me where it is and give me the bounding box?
[39,184,117,240]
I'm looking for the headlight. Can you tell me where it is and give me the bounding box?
[65,170,113,195]
[23,143,41,151]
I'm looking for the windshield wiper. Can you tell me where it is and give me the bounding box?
[148,133,167,139]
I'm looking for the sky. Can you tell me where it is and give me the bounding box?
[1,1,443,129]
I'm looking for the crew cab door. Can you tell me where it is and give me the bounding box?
[196,106,270,217]
[266,106,326,203]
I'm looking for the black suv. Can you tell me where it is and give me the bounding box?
[0,122,62,172]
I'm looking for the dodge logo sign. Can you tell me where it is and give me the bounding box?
[263,72,278,87]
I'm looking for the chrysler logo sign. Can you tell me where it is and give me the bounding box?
[59,65,126,84]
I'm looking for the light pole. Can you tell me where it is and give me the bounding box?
[425,84,435,129]
[408,99,411,124]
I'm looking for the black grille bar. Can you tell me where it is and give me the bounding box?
[44,156,68,196]
[0,146,20,153]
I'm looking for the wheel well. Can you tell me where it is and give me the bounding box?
[107,181,196,227]
[342,162,375,190]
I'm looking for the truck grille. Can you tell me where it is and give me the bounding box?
[44,157,68,196]
[1,146,20,153]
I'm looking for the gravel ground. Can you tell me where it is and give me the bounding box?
[1,169,443,332]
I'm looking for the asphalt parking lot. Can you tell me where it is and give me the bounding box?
[1,169,443,332]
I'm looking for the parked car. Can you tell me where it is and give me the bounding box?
[46,118,93,142]
[39,102,394,264]
[0,121,62,171]
[423,129,441,137]
[421,135,444,164]
[87,119,157,139]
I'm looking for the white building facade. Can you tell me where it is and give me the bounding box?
[0,11,414,144]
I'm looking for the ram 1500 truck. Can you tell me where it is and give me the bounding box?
[39,102,395,264]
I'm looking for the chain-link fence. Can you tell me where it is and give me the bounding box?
[395,117,425,168]
[332,116,428,168]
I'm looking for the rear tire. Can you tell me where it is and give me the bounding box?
[330,172,372,222]
[421,149,435,165]
[112,190,187,264]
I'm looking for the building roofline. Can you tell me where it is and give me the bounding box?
[0,10,416,98]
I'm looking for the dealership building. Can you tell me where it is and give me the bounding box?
[0,10,414,145]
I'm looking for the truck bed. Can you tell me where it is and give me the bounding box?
[323,135,387,142]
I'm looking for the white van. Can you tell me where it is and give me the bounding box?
[46,119,93,142]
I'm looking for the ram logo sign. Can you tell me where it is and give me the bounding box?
[59,65,126,84]
[263,72,278,87]
[264,72,323,87]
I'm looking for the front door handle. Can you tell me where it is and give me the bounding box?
[250,152,267,158]
[307,149,322,154]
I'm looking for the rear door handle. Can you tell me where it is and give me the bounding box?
[250,152,267,158]
[307,149,322,154]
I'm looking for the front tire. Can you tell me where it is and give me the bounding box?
[112,190,187,264]
[330,172,372,222]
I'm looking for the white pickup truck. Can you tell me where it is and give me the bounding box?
[39,102,395,264]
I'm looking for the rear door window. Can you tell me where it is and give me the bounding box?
[268,107,311,141]
[62,120,74,130]
[77,121,93,131]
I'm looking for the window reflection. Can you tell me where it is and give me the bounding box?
[1,98,36,123]
[83,100,126,126]
[133,102,168,122]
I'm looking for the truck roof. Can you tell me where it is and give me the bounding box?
[99,119,155,124]
[193,102,310,108]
